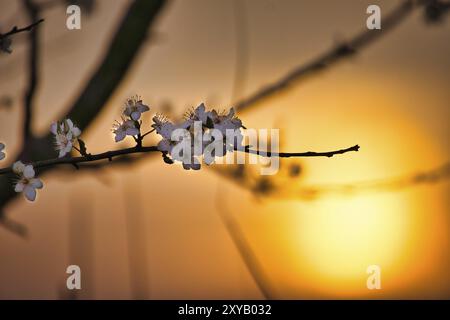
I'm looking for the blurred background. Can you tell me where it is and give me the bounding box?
[0,0,449,299]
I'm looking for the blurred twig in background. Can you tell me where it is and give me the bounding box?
[283,161,450,200]
[1,0,449,235]
[0,0,168,220]
[233,0,446,112]
[215,188,276,299]
[22,0,41,144]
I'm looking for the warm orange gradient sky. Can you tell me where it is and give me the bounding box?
[0,0,449,299]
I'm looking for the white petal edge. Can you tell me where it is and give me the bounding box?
[23,165,35,179]
[30,178,43,189]
[14,182,25,192]
[24,185,37,201]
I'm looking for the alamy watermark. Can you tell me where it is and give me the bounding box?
[163,120,280,175]
[366,265,381,290]
[66,5,81,30]
[66,265,81,290]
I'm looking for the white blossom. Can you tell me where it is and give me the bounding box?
[154,104,245,169]
[188,103,214,126]
[51,118,82,158]
[12,161,43,202]
[152,115,202,169]
[123,96,150,121]
[212,108,242,133]
[112,117,140,142]
[0,142,5,160]
[152,115,177,141]
[212,108,243,152]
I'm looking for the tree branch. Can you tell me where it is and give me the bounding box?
[0,19,44,39]
[0,0,167,211]
[234,0,427,112]
[22,0,41,143]
[215,188,275,299]
[283,161,450,200]
[0,143,359,176]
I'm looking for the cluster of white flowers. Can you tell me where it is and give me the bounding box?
[113,96,150,142]
[0,142,5,161]
[50,119,82,158]
[12,161,43,202]
[1,97,247,203]
[152,103,244,170]
[123,96,150,121]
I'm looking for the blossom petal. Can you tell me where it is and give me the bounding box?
[24,185,37,202]
[157,139,171,152]
[13,161,25,174]
[72,127,81,138]
[196,103,205,114]
[59,148,67,158]
[126,127,139,136]
[123,108,132,116]
[30,178,43,189]
[63,142,73,155]
[50,122,58,135]
[23,165,35,179]
[66,119,74,130]
[131,111,141,121]
[14,182,25,192]
[115,130,126,142]
[137,103,149,113]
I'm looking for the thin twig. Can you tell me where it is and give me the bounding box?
[0,144,359,175]
[0,19,44,39]
[243,144,359,158]
[22,0,41,143]
[215,188,275,299]
[141,128,155,138]
[230,0,249,103]
[0,0,168,214]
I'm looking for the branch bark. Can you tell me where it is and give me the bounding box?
[0,144,359,175]
[233,0,425,112]
[0,0,168,212]
[22,0,41,143]
[0,19,44,39]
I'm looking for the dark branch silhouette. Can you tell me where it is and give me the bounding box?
[0,143,359,175]
[285,161,450,200]
[1,0,447,235]
[0,18,44,40]
[0,0,168,213]
[234,0,429,112]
